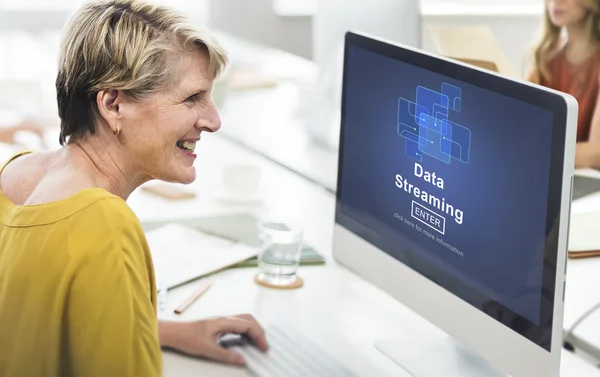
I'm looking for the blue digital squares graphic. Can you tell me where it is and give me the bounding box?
[416,86,448,133]
[419,125,450,163]
[440,119,471,163]
[398,98,428,147]
[433,103,448,121]
[398,98,420,132]
[397,82,471,164]
[405,137,422,162]
[442,83,462,111]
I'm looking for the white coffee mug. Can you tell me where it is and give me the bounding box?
[220,164,262,199]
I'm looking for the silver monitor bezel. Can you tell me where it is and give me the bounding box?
[333,31,577,377]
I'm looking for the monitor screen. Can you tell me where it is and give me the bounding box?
[336,40,567,351]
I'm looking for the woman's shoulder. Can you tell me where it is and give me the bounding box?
[65,196,156,302]
[70,193,144,237]
[66,194,151,266]
[0,149,39,180]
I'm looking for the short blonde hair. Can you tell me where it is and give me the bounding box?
[56,0,228,145]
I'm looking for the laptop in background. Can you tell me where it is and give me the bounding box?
[573,175,600,201]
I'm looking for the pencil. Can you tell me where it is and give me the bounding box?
[174,281,212,314]
[196,228,238,243]
[568,249,600,259]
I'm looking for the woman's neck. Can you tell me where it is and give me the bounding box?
[63,138,149,201]
[565,24,597,64]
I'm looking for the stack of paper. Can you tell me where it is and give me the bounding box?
[146,223,258,289]
[568,212,600,259]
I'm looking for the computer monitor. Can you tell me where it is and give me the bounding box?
[333,31,577,377]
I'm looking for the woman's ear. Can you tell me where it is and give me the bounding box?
[96,89,123,134]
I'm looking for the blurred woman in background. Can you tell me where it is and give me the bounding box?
[528,0,600,168]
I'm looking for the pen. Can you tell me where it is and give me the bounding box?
[174,281,212,314]
[196,228,238,243]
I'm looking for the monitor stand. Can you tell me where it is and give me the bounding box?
[374,334,510,377]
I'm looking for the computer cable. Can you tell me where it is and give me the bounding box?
[563,301,600,351]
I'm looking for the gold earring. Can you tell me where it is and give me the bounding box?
[113,125,121,136]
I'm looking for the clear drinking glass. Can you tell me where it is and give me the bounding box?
[255,219,303,286]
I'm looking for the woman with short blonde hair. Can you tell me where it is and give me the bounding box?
[0,1,268,376]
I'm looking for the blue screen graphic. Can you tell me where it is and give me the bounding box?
[339,46,555,325]
[398,83,472,164]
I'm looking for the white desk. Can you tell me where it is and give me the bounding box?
[561,351,600,376]
[563,168,600,361]
[122,133,600,376]
[2,25,599,376]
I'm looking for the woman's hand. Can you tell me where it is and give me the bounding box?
[158,314,269,366]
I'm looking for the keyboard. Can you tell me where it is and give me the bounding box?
[220,325,361,377]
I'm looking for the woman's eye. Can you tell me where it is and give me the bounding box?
[186,92,205,103]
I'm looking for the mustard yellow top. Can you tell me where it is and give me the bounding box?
[0,151,162,377]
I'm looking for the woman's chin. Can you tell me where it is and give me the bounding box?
[176,170,197,185]
[160,166,196,185]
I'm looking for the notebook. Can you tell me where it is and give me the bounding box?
[145,223,258,289]
[188,213,326,267]
[142,212,327,272]
[568,211,600,259]
[233,244,326,268]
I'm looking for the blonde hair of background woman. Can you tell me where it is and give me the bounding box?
[528,0,600,84]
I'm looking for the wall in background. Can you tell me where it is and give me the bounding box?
[208,0,312,59]
[0,0,210,119]
[0,0,547,119]
[307,0,422,148]
[420,2,544,78]
[208,0,544,80]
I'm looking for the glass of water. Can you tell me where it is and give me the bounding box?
[255,219,303,287]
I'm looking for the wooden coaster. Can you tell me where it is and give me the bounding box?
[254,274,304,289]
